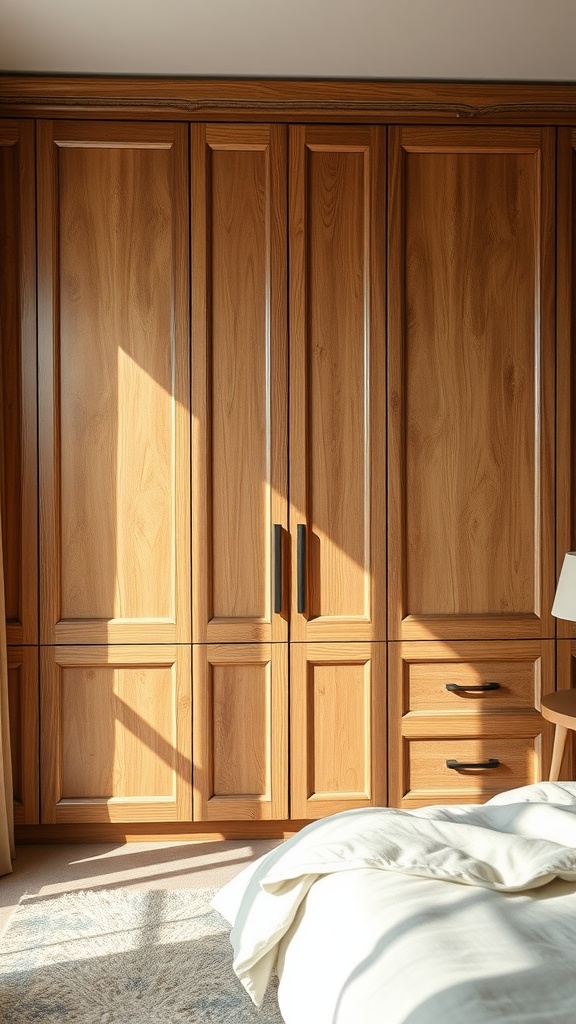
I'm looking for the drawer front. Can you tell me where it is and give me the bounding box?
[407,659,537,712]
[388,642,555,808]
[392,641,554,716]
[400,733,543,807]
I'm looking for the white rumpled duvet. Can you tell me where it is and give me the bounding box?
[212,783,576,1023]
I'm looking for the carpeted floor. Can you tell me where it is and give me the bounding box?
[0,840,281,937]
[0,886,284,1023]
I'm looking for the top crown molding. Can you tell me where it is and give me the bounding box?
[2,75,576,123]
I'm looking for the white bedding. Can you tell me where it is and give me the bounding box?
[212,783,576,1022]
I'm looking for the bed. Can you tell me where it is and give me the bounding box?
[212,782,576,1023]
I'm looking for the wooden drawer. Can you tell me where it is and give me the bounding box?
[402,733,543,807]
[392,641,553,715]
[388,641,555,807]
[407,657,537,712]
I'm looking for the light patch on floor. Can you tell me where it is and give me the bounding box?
[0,839,281,937]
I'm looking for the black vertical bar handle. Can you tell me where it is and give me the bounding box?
[297,524,306,614]
[273,524,282,614]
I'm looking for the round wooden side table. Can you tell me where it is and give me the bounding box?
[540,690,576,781]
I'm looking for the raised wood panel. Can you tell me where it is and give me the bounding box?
[405,660,539,712]
[289,126,386,642]
[290,642,386,818]
[192,125,288,644]
[7,647,39,824]
[37,121,190,644]
[392,640,553,714]
[554,641,576,780]
[0,121,37,644]
[40,645,192,823]
[388,640,555,806]
[388,127,555,641]
[557,130,576,639]
[400,733,546,808]
[192,643,288,820]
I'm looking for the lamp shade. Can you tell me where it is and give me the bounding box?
[551,552,576,621]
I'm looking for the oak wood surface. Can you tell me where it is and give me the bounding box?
[540,689,576,782]
[15,820,309,842]
[401,732,545,807]
[40,645,192,823]
[388,126,555,641]
[289,126,386,642]
[7,646,39,824]
[4,77,576,124]
[388,640,555,806]
[550,641,576,780]
[0,120,37,644]
[192,643,288,820]
[2,96,571,834]
[191,124,288,644]
[37,120,190,645]
[290,641,386,818]
[540,688,576,726]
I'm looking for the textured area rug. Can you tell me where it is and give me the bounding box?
[0,887,284,1023]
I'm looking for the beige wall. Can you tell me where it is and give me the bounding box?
[1,0,575,78]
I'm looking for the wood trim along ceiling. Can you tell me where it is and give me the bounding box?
[3,76,576,122]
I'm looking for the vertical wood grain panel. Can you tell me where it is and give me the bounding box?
[192,125,288,643]
[0,121,37,644]
[388,127,555,641]
[192,643,288,820]
[40,645,192,822]
[290,642,386,818]
[7,647,39,824]
[37,121,190,643]
[289,126,386,642]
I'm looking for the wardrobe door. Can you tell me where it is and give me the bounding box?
[193,643,288,821]
[37,121,190,645]
[388,127,555,642]
[289,126,386,643]
[40,645,192,823]
[191,125,288,821]
[0,120,37,644]
[290,642,386,818]
[191,124,288,645]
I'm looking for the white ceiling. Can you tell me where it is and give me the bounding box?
[1,0,576,80]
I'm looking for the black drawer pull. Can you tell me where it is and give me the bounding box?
[446,682,501,693]
[446,758,500,770]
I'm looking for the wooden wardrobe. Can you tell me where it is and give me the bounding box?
[1,77,575,840]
